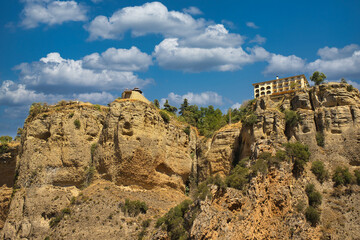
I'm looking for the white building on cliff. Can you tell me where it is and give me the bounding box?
[252,74,309,98]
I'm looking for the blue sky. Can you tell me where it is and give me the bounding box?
[1,0,360,136]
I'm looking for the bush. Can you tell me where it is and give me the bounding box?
[183,126,190,136]
[305,206,320,226]
[252,157,268,175]
[120,199,148,217]
[226,164,249,190]
[311,161,328,183]
[93,104,101,111]
[355,170,360,185]
[332,167,353,186]
[242,113,257,126]
[29,102,48,118]
[316,132,325,147]
[0,136,12,144]
[305,183,322,207]
[308,191,322,207]
[69,112,74,118]
[284,142,310,176]
[347,85,354,92]
[0,143,9,154]
[159,110,170,123]
[285,110,300,127]
[155,200,192,240]
[74,119,81,129]
[193,181,211,201]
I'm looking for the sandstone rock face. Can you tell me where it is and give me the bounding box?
[96,100,197,191]
[190,168,321,240]
[197,123,241,181]
[1,84,360,240]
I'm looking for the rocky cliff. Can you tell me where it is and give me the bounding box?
[1,82,360,240]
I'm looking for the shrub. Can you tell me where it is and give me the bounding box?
[0,136,12,144]
[120,199,148,217]
[308,191,322,207]
[284,142,310,176]
[93,104,101,111]
[159,110,170,123]
[275,150,287,162]
[305,183,322,207]
[226,164,249,190]
[82,165,95,188]
[183,126,190,136]
[0,143,9,154]
[305,206,320,226]
[316,132,325,147]
[74,119,81,129]
[332,167,353,186]
[193,181,211,201]
[29,102,48,118]
[355,170,360,185]
[242,113,257,126]
[69,112,74,118]
[155,200,192,240]
[347,85,354,92]
[251,158,268,175]
[311,161,328,183]
[285,110,300,127]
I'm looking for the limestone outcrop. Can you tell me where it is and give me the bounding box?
[1,83,360,240]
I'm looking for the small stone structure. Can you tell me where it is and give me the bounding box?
[253,74,309,98]
[121,88,151,104]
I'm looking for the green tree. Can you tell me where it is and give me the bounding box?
[179,98,189,116]
[284,142,310,176]
[15,128,23,141]
[0,136,12,144]
[163,100,177,114]
[285,110,300,127]
[310,71,326,85]
[340,77,347,83]
[153,99,160,108]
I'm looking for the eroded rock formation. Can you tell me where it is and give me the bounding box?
[1,82,360,240]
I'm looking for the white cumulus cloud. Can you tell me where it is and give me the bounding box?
[87,1,206,40]
[82,47,153,72]
[154,38,269,72]
[179,24,244,48]
[163,91,223,106]
[21,0,87,28]
[307,46,360,79]
[264,54,306,75]
[14,52,152,92]
[0,80,59,106]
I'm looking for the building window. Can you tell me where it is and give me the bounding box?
[266,91,271,94]
[266,86,271,90]
[255,85,259,88]
[255,89,259,92]
[255,94,259,97]
[261,87,265,91]
[261,92,265,95]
